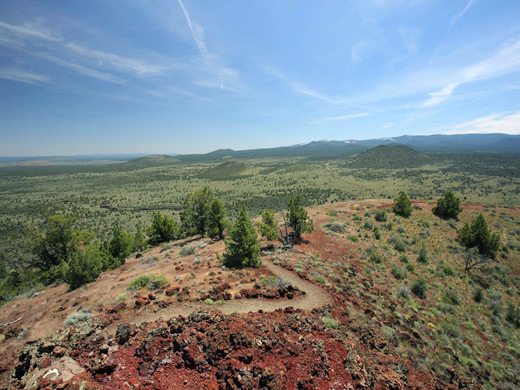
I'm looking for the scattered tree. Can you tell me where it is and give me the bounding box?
[64,245,103,290]
[433,191,463,220]
[287,194,314,240]
[108,224,134,264]
[208,199,226,240]
[147,211,180,246]
[29,215,93,283]
[133,225,148,252]
[457,214,500,257]
[393,191,412,218]
[220,206,261,268]
[256,210,279,241]
[181,187,213,237]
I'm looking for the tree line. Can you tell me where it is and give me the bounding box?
[4,188,313,291]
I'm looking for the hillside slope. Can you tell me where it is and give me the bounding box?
[1,200,520,389]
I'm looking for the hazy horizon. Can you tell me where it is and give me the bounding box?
[1,1,520,156]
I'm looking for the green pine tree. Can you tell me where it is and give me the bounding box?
[147,211,180,246]
[181,187,213,237]
[457,214,500,257]
[109,224,134,263]
[393,191,413,218]
[433,191,463,220]
[257,209,279,241]
[287,195,314,239]
[208,199,226,240]
[221,206,261,268]
[133,225,148,252]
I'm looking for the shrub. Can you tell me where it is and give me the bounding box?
[397,285,411,299]
[391,266,408,280]
[393,191,412,218]
[457,214,500,257]
[375,210,388,222]
[473,287,484,303]
[443,287,460,305]
[127,274,168,291]
[411,278,428,299]
[417,244,429,264]
[322,316,338,329]
[348,235,359,242]
[179,245,196,257]
[400,254,409,263]
[433,191,462,220]
[374,228,381,240]
[205,298,214,305]
[506,303,520,328]
[406,262,415,273]
[323,223,347,234]
[221,206,261,268]
[369,251,383,264]
[390,237,407,252]
[64,310,91,326]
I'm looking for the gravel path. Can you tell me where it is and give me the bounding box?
[121,259,332,329]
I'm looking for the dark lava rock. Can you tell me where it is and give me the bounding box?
[116,324,131,345]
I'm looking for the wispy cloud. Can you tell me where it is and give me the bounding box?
[447,111,520,135]
[0,20,62,41]
[431,0,478,61]
[421,37,520,107]
[293,82,340,103]
[421,83,458,107]
[35,52,126,84]
[64,43,166,75]
[309,113,368,125]
[177,0,212,63]
[177,0,240,91]
[0,68,50,84]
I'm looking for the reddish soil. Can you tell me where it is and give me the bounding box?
[0,200,488,389]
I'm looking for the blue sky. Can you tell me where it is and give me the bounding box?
[1,0,519,156]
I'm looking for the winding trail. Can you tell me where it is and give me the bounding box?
[119,259,333,330]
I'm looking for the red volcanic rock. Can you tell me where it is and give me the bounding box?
[134,296,150,309]
[165,286,180,296]
[107,301,127,314]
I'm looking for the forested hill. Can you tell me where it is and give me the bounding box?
[347,145,430,169]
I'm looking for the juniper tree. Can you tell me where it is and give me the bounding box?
[393,191,412,218]
[221,206,261,268]
[433,191,463,220]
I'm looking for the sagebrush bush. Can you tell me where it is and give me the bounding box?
[64,310,91,326]
[179,245,196,256]
[375,210,387,222]
[322,316,339,329]
[127,274,168,291]
[397,285,411,299]
[391,266,408,280]
[417,244,429,264]
[411,278,428,299]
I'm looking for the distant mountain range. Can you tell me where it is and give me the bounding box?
[176,133,520,162]
[1,133,519,166]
